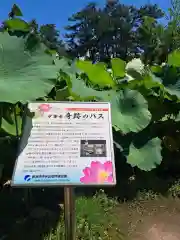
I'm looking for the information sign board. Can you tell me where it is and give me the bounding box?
[12,102,116,186]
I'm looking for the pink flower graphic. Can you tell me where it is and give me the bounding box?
[80,161,114,184]
[38,104,51,113]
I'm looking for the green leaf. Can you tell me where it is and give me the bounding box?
[150,65,163,74]
[128,73,162,92]
[146,96,178,121]
[55,57,72,71]
[0,32,62,103]
[111,58,126,78]
[68,74,98,99]
[62,64,115,101]
[56,60,97,100]
[76,60,115,87]
[127,137,162,171]
[11,4,23,16]
[165,83,180,98]
[156,67,180,98]
[56,87,70,101]
[1,114,22,136]
[168,50,180,67]
[103,89,151,133]
[69,74,115,100]
[4,19,29,31]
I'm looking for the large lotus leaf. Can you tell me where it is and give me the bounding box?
[127,137,162,171]
[168,50,180,67]
[76,60,115,87]
[58,60,116,100]
[65,70,115,101]
[103,89,151,133]
[0,32,63,103]
[111,58,126,78]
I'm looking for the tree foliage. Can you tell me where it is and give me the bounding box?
[65,1,164,62]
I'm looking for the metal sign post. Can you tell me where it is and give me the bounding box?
[64,187,76,240]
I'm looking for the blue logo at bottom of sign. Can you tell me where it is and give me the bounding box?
[23,174,69,183]
[24,175,31,182]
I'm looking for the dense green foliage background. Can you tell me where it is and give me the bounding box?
[1,1,180,239]
[0,0,180,184]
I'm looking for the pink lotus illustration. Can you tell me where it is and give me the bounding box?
[33,104,52,119]
[80,161,114,184]
[38,104,52,113]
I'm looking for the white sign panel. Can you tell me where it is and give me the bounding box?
[12,102,116,186]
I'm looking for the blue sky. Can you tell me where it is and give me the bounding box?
[0,0,170,38]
